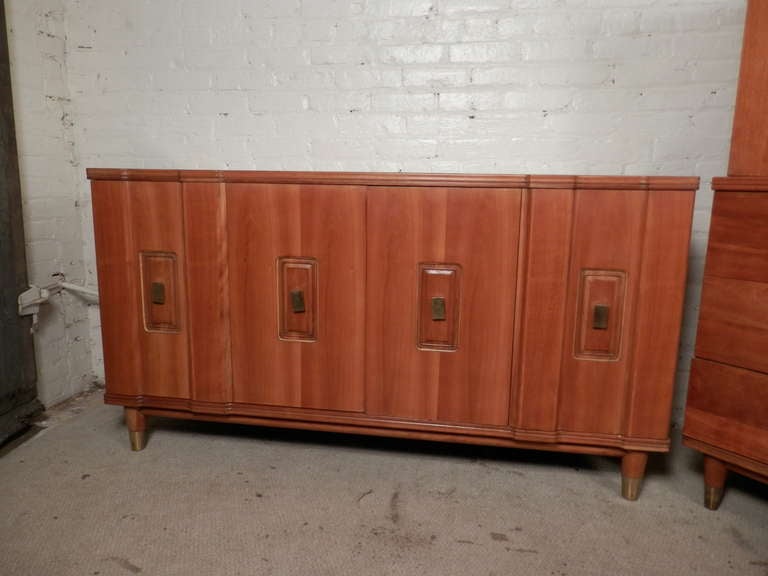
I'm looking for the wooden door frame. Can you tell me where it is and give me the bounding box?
[0,0,41,444]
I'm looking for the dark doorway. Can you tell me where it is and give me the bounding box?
[0,0,41,444]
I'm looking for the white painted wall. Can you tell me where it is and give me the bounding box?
[7,0,746,419]
[7,0,93,407]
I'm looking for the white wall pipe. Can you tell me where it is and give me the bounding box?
[58,281,99,301]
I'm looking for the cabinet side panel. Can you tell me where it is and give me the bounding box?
[557,189,647,435]
[129,181,190,399]
[228,183,365,411]
[183,182,232,404]
[91,181,143,396]
[728,0,768,176]
[367,187,520,426]
[625,189,694,439]
[515,189,573,431]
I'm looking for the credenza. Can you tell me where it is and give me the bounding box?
[88,169,698,500]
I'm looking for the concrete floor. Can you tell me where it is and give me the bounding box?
[1,391,766,576]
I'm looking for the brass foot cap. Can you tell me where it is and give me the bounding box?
[704,486,724,510]
[129,431,146,452]
[621,477,641,501]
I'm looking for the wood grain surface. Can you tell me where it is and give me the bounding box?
[687,358,768,431]
[514,188,572,432]
[227,183,366,411]
[623,189,694,439]
[729,0,768,176]
[557,189,646,435]
[183,182,233,404]
[92,181,141,396]
[704,191,768,283]
[696,276,768,374]
[87,168,698,190]
[366,186,521,426]
[129,181,190,398]
[92,180,190,399]
[90,169,699,469]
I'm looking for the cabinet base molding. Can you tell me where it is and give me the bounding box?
[683,438,768,484]
[108,394,669,454]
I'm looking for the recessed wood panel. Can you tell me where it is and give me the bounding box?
[278,257,318,342]
[624,189,694,440]
[417,263,461,351]
[140,251,180,332]
[557,189,647,435]
[129,182,190,399]
[705,191,768,283]
[228,183,365,412]
[696,276,768,374]
[91,181,143,397]
[183,182,232,404]
[574,270,625,360]
[366,186,521,426]
[92,180,190,399]
[515,189,573,432]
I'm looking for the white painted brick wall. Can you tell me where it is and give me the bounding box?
[7,0,747,421]
[7,0,94,407]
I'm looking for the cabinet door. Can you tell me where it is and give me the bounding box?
[366,186,521,426]
[228,183,365,411]
[92,180,190,400]
[516,188,693,440]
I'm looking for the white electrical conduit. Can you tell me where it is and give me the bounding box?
[18,278,99,332]
[58,281,99,301]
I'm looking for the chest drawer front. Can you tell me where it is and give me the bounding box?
[684,358,768,464]
[705,191,768,283]
[696,276,768,374]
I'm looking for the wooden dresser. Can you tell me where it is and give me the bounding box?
[682,0,768,510]
[88,169,697,500]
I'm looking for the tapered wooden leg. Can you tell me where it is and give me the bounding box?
[125,408,147,451]
[703,456,728,510]
[621,452,648,501]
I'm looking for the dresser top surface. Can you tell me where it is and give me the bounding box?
[713,176,768,192]
[86,168,699,191]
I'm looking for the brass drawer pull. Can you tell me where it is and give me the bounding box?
[431,296,446,321]
[593,304,609,330]
[290,290,306,314]
[150,282,166,305]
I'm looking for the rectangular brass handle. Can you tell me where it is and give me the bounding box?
[150,282,166,305]
[431,297,446,321]
[290,290,306,314]
[593,304,609,330]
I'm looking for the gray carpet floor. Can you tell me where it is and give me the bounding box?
[1,390,766,576]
